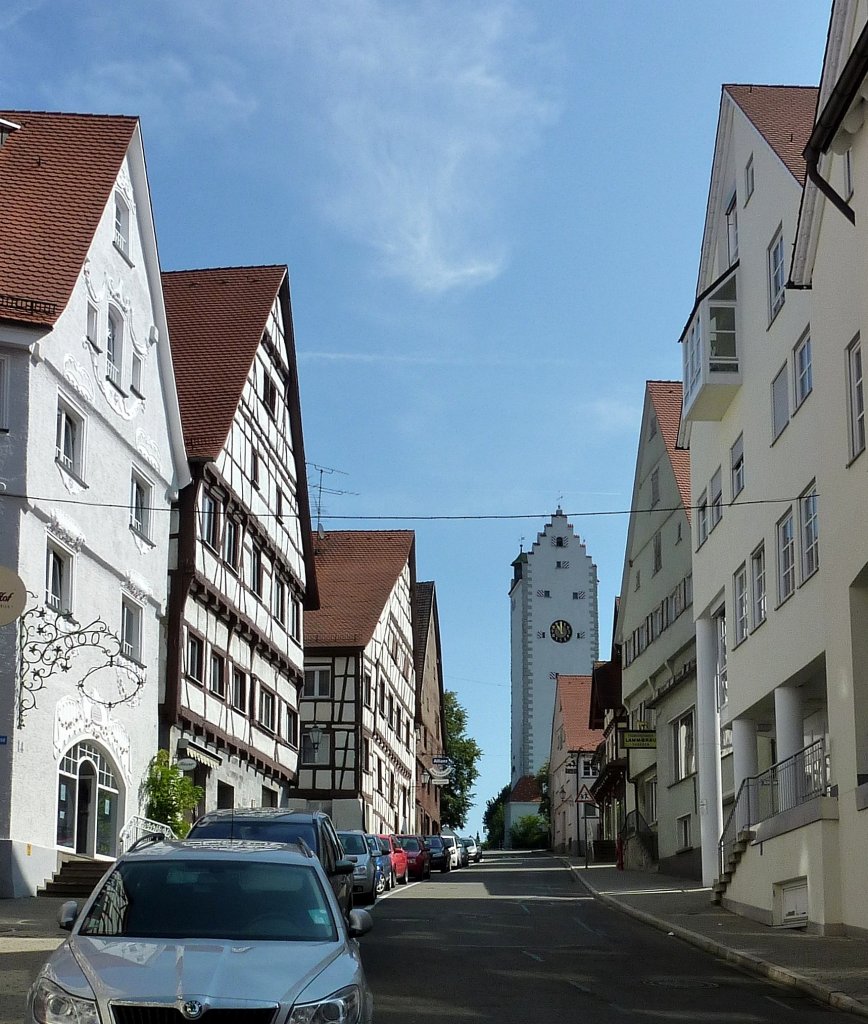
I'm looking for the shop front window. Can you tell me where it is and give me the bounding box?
[56,742,122,857]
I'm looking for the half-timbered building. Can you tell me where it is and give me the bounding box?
[295,531,416,833]
[413,580,447,834]
[162,265,318,814]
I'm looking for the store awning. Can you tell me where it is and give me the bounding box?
[178,741,221,770]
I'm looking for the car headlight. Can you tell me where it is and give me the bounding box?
[30,978,100,1024]
[290,985,361,1024]
[353,864,367,877]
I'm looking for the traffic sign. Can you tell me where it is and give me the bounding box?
[576,784,597,805]
[564,765,578,774]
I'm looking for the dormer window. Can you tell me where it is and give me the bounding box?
[114,194,130,257]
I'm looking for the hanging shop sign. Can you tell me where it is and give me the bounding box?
[0,567,27,627]
[619,730,658,749]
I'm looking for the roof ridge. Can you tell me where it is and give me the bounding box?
[1,109,139,120]
[163,264,287,276]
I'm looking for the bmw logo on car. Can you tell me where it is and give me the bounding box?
[181,1000,205,1020]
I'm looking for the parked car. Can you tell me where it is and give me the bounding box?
[338,830,378,905]
[424,834,451,873]
[367,834,392,895]
[461,836,482,863]
[395,834,431,879]
[187,807,354,920]
[441,833,461,869]
[28,837,374,1024]
[377,833,409,884]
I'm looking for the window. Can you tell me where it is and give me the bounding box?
[131,352,144,396]
[697,490,708,546]
[848,336,865,459]
[209,651,226,697]
[302,728,330,765]
[364,673,373,708]
[710,468,723,528]
[45,544,72,613]
[186,633,204,682]
[259,688,276,732]
[251,449,260,489]
[794,331,812,408]
[734,564,748,645]
[86,304,99,348]
[768,229,786,320]
[714,609,727,708]
[290,597,302,641]
[777,509,796,603]
[250,544,263,597]
[388,693,395,730]
[650,467,660,507]
[677,814,692,851]
[121,598,142,661]
[772,365,789,440]
[285,706,298,747]
[0,357,6,430]
[653,531,662,574]
[304,667,332,699]
[274,577,286,625]
[200,491,220,549]
[730,434,744,498]
[114,194,130,256]
[263,375,277,418]
[223,518,240,569]
[800,485,819,579]
[725,192,738,264]
[673,710,695,780]
[844,147,854,200]
[106,308,122,387]
[751,544,766,628]
[276,488,284,523]
[231,667,247,711]
[55,398,84,477]
[744,155,754,202]
[129,471,151,538]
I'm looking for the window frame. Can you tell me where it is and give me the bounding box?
[794,329,813,409]
[186,632,205,683]
[848,335,865,461]
[223,517,240,570]
[120,596,143,663]
[258,686,276,733]
[751,543,767,629]
[725,191,738,264]
[744,155,755,203]
[734,563,748,645]
[672,709,696,781]
[730,434,744,498]
[106,306,123,388]
[200,490,220,550]
[55,395,85,479]
[304,667,333,699]
[231,667,248,713]
[777,508,796,604]
[650,467,660,508]
[301,728,330,766]
[114,193,130,258]
[250,543,264,598]
[710,468,723,528]
[45,541,73,614]
[209,650,226,699]
[697,490,709,547]
[768,228,786,321]
[129,469,152,539]
[800,484,819,581]
[771,363,790,441]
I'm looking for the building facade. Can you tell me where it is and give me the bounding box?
[0,112,189,895]
[296,531,417,834]
[549,675,601,855]
[412,581,446,834]
[162,266,318,814]
[509,510,599,783]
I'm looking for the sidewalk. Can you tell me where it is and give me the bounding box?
[565,859,868,1018]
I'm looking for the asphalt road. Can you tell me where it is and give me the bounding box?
[360,850,854,1023]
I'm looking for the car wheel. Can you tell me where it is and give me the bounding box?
[400,865,409,885]
[375,872,386,896]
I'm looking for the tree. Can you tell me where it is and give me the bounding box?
[142,750,203,838]
[439,690,482,830]
[535,760,551,822]
[482,784,511,848]
[510,814,549,850]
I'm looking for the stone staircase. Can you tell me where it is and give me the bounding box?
[711,828,751,905]
[38,856,112,899]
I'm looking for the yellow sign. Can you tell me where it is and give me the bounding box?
[621,730,657,749]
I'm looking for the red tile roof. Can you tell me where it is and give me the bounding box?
[162,266,287,460]
[556,675,603,752]
[724,85,819,185]
[0,110,137,327]
[305,531,416,648]
[647,380,691,524]
[509,775,542,803]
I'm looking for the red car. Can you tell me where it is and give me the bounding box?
[395,834,431,880]
[377,834,409,885]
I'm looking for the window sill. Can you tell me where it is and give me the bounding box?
[55,458,88,488]
[846,446,865,469]
[775,590,795,611]
[130,524,155,547]
[185,674,204,688]
[749,616,767,636]
[767,301,785,330]
[105,375,128,398]
[130,385,146,401]
[770,421,790,447]
[798,566,819,588]
[208,688,226,701]
[113,241,135,267]
[86,337,103,354]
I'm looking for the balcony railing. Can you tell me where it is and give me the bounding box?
[719,738,829,877]
[118,815,176,854]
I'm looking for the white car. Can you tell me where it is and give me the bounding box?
[27,837,374,1024]
[440,833,461,869]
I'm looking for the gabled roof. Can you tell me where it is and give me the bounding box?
[413,581,435,683]
[647,380,691,523]
[555,675,603,753]
[589,656,623,730]
[724,85,819,185]
[162,265,287,460]
[0,110,137,327]
[306,531,415,648]
[509,775,542,804]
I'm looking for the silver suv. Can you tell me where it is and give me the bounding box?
[27,837,374,1024]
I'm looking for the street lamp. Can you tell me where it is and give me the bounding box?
[308,725,323,754]
[418,770,432,786]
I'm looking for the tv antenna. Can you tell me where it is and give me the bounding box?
[307,462,358,535]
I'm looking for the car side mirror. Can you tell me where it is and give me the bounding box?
[335,857,355,875]
[58,901,79,931]
[347,908,374,938]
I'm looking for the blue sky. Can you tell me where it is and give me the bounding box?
[2,1,830,838]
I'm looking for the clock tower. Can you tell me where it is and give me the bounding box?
[509,509,599,783]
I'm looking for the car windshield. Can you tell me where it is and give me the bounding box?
[188,819,317,851]
[379,839,391,854]
[426,837,443,850]
[339,833,369,855]
[366,837,381,856]
[443,837,455,847]
[397,837,420,851]
[79,859,338,942]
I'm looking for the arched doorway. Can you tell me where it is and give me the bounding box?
[56,742,123,858]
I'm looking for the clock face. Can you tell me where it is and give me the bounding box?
[550,619,572,643]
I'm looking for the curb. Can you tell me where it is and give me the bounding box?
[562,861,868,1020]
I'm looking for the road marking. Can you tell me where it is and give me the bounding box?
[522,950,543,962]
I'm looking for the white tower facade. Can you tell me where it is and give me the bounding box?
[509,510,599,783]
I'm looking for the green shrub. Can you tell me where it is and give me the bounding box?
[142,750,203,838]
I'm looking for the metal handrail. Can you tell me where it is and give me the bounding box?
[119,815,176,853]
[718,738,828,878]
